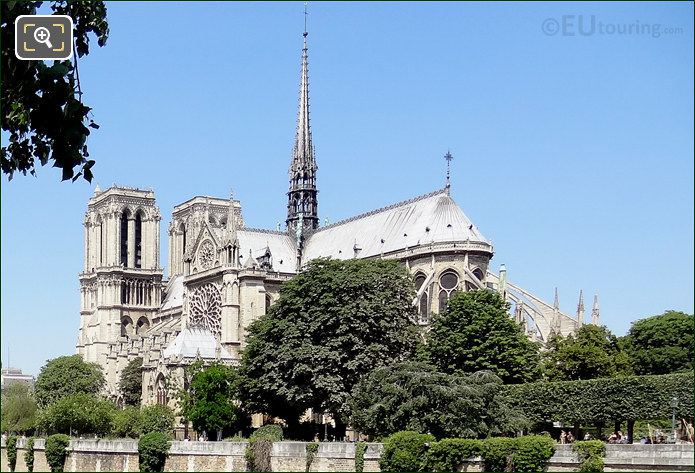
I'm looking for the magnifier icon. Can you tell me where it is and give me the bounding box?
[33,27,53,49]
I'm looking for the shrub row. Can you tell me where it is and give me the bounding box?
[379,431,556,472]
[501,372,694,424]
[573,440,606,472]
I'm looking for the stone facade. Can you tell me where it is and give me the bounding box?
[75,30,589,407]
[2,439,693,472]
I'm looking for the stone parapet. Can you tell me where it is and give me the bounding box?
[1,438,692,472]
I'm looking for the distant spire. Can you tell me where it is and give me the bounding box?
[286,5,319,233]
[444,150,454,193]
[553,287,560,311]
[576,290,585,326]
[591,294,600,325]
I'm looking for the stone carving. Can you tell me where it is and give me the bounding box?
[189,283,222,336]
[198,240,215,269]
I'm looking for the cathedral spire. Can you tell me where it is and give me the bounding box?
[286,5,319,234]
[576,290,585,326]
[591,294,600,325]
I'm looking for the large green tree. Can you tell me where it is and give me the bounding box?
[178,363,240,440]
[239,258,420,430]
[119,357,143,406]
[1,1,108,182]
[34,355,104,407]
[1,383,38,433]
[36,392,115,436]
[425,290,542,383]
[350,361,528,439]
[623,310,694,375]
[543,324,632,381]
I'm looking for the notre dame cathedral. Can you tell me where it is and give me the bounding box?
[75,31,598,408]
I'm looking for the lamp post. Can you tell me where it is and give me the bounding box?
[670,396,679,442]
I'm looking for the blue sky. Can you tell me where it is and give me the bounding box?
[2,1,693,376]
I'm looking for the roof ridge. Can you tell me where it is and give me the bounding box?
[316,188,448,232]
[240,227,289,236]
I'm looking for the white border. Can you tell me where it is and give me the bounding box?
[15,14,74,61]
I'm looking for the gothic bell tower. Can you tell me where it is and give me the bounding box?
[286,27,319,234]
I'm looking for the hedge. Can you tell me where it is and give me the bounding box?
[25,437,35,472]
[573,440,606,472]
[45,434,71,472]
[380,432,555,472]
[6,435,18,472]
[138,431,171,472]
[426,439,483,472]
[501,372,694,425]
[379,431,435,472]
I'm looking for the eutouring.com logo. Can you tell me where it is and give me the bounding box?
[542,15,684,38]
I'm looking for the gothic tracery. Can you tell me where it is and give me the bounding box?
[189,283,222,336]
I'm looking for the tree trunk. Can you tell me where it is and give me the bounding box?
[614,420,621,434]
[627,420,635,444]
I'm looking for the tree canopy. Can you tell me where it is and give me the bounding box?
[425,290,542,383]
[1,1,108,182]
[239,258,420,428]
[34,355,105,407]
[139,404,175,436]
[178,363,240,438]
[119,357,143,406]
[543,324,632,381]
[36,392,115,436]
[1,383,38,434]
[623,310,694,375]
[350,361,528,439]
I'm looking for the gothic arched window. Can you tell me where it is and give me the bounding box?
[156,375,168,405]
[134,211,143,268]
[265,293,272,314]
[136,317,149,335]
[414,273,429,323]
[121,316,133,337]
[438,271,459,313]
[120,211,129,266]
[180,222,186,257]
[472,268,484,282]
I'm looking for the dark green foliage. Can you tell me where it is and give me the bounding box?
[137,432,170,472]
[179,363,239,437]
[1,1,108,182]
[481,437,516,472]
[501,372,694,425]
[379,431,435,472]
[239,258,419,426]
[111,406,143,438]
[510,436,556,472]
[573,440,606,472]
[355,442,366,473]
[250,424,284,441]
[425,439,484,472]
[7,435,18,472]
[481,436,555,472]
[351,361,528,439]
[119,358,143,407]
[623,311,694,375]
[1,383,37,433]
[37,393,115,436]
[426,290,542,383]
[45,434,71,472]
[139,404,175,436]
[543,325,632,381]
[34,355,105,408]
[305,442,318,471]
[25,437,35,472]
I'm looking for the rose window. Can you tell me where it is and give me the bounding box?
[189,283,222,337]
[198,240,215,269]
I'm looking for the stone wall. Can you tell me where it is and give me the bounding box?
[1,438,692,472]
